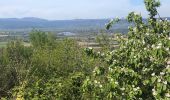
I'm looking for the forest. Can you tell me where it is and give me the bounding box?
[0,0,170,99]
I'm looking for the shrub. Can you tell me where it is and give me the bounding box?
[83,0,170,99]
[9,37,102,99]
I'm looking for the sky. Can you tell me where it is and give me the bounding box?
[0,0,169,20]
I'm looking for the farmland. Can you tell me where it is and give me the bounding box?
[0,42,7,48]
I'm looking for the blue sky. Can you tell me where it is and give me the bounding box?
[0,0,169,20]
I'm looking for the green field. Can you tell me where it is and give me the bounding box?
[0,42,32,48]
[0,42,7,48]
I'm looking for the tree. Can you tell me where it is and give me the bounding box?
[29,30,56,48]
[83,0,170,99]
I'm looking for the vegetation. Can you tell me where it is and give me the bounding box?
[0,0,169,99]
[83,0,170,99]
[0,42,7,48]
[0,31,106,99]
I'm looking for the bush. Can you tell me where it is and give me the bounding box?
[7,33,102,99]
[83,0,170,99]
[0,40,33,98]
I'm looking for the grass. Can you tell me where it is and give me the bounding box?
[0,42,7,48]
[0,42,32,48]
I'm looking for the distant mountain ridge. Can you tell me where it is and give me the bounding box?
[0,17,169,30]
[0,17,110,30]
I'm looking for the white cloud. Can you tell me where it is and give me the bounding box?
[0,0,169,20]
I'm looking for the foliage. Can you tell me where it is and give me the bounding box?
[29,30,56,48]
[0,40,33,98]
[106,18,120,30]
[96,33,112,52]
[83,0,170,99]
[0,0,170,99]
[0,31,103,99]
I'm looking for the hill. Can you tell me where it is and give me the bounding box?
[0,17,169,33]
[0,17,130,33]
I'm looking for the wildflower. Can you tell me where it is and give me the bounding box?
[158,43,162,46]
[133,27,137,32]
[152,88,155,92]
[94,80,98,84]
[115,81,118,85]
[153,91,157,96]
[133,88,138,91]
[166,65,170,69]
[167,61,170,65]
[110,79,113,82]
[165,48,169,51]
[121,67,125,71]
[101,53,105,56]
[109,67,113,72]
[160,72,165,75]
[157,79,161,82]
[152,89,157,96]
[149,56,154,61]
[110,51,114,54]
[156,45,161,49]
[151,45,155,48]
[143,68,148,72]
[99,84,102,88]
[142,40,145,44]
[163,81,167,85]
[165,93,170,97]
[58,83,62,86]
[168,37,170,40]
[120,87,125,91]
[131,70,134,73]
[137,87,140,90]
[151,73,155,76]
[88,47,92,49]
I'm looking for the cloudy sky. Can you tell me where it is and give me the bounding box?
[0,0,169,20]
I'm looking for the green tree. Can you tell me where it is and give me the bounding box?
[29,30,56,48]
[83,0,170,99]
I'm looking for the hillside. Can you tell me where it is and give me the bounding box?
[0,17,169,33]
[0,17,130,33]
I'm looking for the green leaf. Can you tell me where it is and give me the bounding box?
[151,77,157,83]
